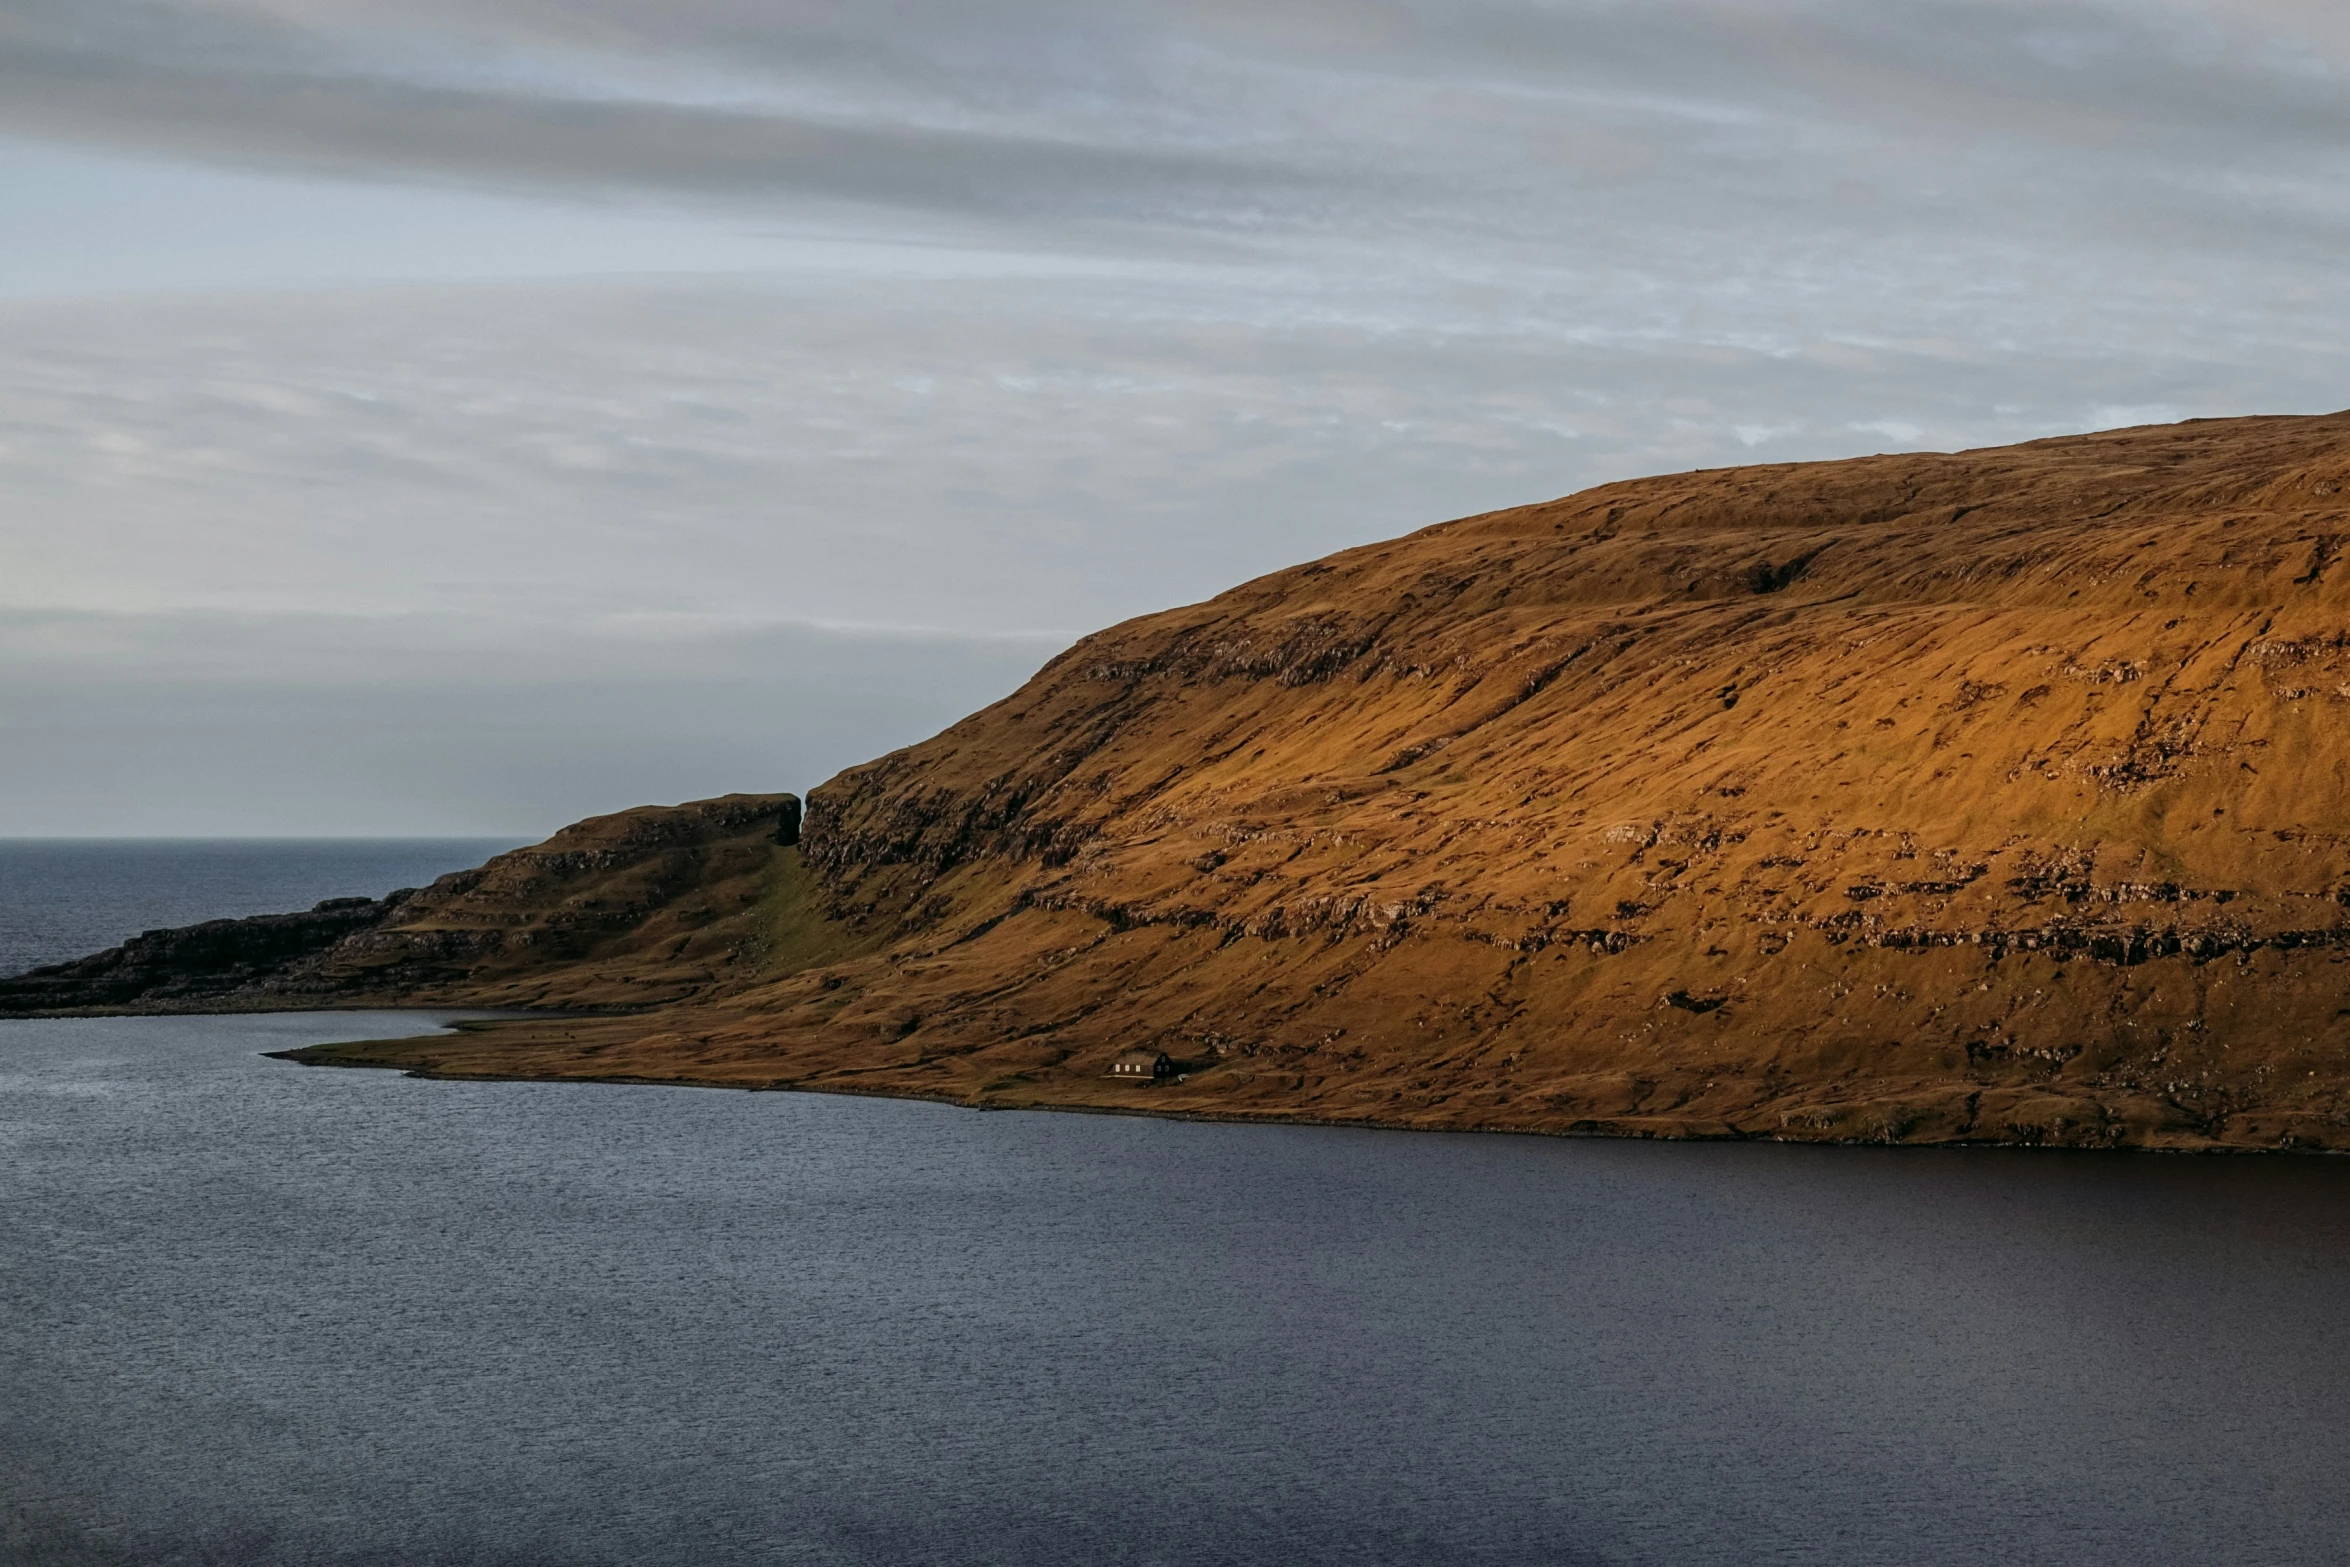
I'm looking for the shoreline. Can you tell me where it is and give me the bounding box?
[263,1017,2345,1158]
[13,995,2342,1156]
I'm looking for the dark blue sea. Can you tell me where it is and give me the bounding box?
[5,844,2350,1565]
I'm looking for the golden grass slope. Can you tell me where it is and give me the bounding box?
[298,412,2350,1148]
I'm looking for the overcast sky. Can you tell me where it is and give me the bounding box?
[3,0,2346,834]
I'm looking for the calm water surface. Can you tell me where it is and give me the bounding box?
[5,1010,2349,1566]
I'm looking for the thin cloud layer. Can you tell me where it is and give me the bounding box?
[8,274,2324,639]
[2,0,2347,832]
[0,607,1063,834]
[3,1,2347,248]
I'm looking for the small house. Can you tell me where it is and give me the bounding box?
[1107,1048,1174,1082]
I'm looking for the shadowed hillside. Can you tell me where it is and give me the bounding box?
[0,795,801,1014]
[22,413,2350,1150]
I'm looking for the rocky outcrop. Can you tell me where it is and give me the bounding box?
[0,793,801,1015]
[0,896,408,1012]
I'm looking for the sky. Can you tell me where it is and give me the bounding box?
[2,0,2346,835]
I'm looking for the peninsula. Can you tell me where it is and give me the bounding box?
[13,412,2350,1152]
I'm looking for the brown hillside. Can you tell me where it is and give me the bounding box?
[35,412,2350,1150]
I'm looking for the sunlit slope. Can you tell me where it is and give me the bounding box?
[195,412,2350,1146]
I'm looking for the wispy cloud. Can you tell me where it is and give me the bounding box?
[2,1,2346,245]
[3,0,2347,830]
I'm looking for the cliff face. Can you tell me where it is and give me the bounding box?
[0,896,411,1013]
[35,413,2350,1151]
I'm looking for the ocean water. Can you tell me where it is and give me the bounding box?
[0,840,526,977]
[4,854,2350,1565]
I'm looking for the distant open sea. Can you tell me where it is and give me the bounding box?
[0,839,527,976]
[6,843,2350,1565]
